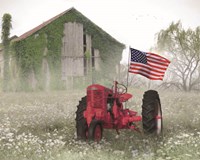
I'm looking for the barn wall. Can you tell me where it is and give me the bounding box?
[28,68,37,90]
[0,51,4,78]
[86,35,92,54]
[61,22,104,88]
[61,22,84,79]
[85,34,92,75]
[94,49,100,71]
[42,57,50,90]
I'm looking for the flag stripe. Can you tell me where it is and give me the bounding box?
[147,52,170,63]
[129,70,163,80]
[147,62,168,70]
[147,55,170,64]
[147,58,170,67]
[147,56,170,65]
[129,48,170,80]
[129,66,164,77]
[129,63,165,75]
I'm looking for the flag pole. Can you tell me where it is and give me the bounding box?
[126,46,131,92]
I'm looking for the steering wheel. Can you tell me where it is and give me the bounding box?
[117,83,127,94]
[112,83,127,94]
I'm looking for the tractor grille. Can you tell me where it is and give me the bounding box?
[87,90,103,108]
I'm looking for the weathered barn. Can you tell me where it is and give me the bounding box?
[0,35,18,91]
[0,47,3,78]
[13,7,125,91]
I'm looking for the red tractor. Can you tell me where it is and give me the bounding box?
[75,81,162,141]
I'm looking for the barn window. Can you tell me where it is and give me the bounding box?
[92,47,95,68]
[83,31,87,75]
[83,34,86,46]
[84,55,87,75]
[34,33,39,39]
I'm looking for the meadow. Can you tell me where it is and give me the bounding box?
[0,88,200,160]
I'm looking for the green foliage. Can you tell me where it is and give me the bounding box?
[1,13,12,46]
[1,13,12,92]
[84,50,90,59]
[155,21,200,91]
[13,34,46,91]
[13,8,124,90]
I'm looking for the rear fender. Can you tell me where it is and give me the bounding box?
[119,93,132,103]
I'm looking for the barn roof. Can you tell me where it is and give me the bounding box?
[14,7,124,47]
[15,8,73,41]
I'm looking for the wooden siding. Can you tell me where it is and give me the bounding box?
[85,34,92,75]
[42,57,50,90]
[61,22,102,81]
[0,50,3,78]
[94,49,100,70]
[28,68,37,90]
[86,35,92,53]
[62,22,84,79]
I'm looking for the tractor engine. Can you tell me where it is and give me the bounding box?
[83,84,113,126]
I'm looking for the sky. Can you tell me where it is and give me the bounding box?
[0,0,200,63]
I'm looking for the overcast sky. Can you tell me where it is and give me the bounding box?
[1,0,200,63]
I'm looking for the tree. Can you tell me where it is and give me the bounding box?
[155,21,200,91]
[1,13,12,91]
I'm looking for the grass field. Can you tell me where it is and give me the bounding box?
[0,89,200,160]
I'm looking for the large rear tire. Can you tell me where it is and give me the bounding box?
[75,96,88,140]
[142,90,163,135]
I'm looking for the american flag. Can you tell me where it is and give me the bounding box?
[128,48,170,80]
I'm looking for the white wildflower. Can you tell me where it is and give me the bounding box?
[8,138,14,142]
[132,149,139,157]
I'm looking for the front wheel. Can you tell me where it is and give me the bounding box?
[88,120,103,142]
[142,90,163,135]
